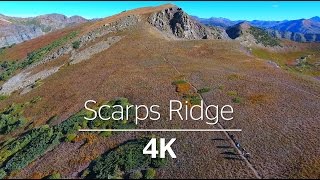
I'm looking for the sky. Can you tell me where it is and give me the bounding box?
[0,1,319,21]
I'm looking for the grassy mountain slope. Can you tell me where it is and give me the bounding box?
[0,4,319,179]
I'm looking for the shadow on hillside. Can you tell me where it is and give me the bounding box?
[212,137,243,162]
[216,145,232,149]
[221,151,238,156]
[224,156,242,161]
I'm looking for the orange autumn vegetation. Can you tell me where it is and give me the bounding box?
[247,93,270,104]
[74,133,97,145]
[175,83,191,94]
[30,172,43,179]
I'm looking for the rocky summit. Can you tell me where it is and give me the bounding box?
[148,6,226,40]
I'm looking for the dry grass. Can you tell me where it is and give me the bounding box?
[247,93,270,105]
[252,47,320,77]
[0,24,86,62]
[0,8,319,179]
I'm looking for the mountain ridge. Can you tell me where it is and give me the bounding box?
[0,13,88,48]
[1,8,319,47]
[0,4,319,179]
[194,15,320,42]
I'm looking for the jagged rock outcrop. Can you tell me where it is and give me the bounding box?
[148,6,227,40]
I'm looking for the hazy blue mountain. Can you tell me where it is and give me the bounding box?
[310,16,320,22]
[194,16,320,42]
[269,18,320,34]
[191,16,241,28]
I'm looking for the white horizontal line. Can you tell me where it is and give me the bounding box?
[79,129,242,132]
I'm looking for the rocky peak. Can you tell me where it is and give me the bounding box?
[38,13,68,20]
[226,22,249,39]
[69,15,87,22]
[226,22,280,47]
[148,6,227,40]
[238,21,251,30]
[309,16,320,22]
[37,14,87,27]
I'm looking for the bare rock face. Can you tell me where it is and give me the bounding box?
[0,24,44,47]
[0,66,61,95]
[0,14,88,48]
[148,6,225,40]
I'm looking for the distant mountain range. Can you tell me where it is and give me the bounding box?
[1,11,319,48]
[0,14,88,48]
[192,16,320,42]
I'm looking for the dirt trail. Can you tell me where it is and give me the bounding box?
[142,44,262,179]
[191,84,262,179]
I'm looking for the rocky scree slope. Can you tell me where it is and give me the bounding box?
[0,14,88,48]
[0,14,141,95]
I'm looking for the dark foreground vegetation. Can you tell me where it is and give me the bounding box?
[0,98,138,179]
[83,138,166,179]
